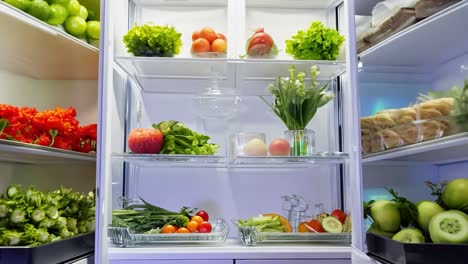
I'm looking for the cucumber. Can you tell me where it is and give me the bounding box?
[392,228,425,243]
[322,216,343,233]
[429,210,468,244]
[316,213,329,223]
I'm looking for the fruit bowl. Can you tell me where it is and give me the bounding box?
[191,52,227,58]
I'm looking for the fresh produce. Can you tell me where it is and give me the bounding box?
[195,210,209,221]
[191,215,204,224]
[442,178,468,212]
[111,198,193,233]
[4,0,31,11]
[416,200,445,233]
[392,228,425,243]
[367,226,396,238]
[429,210,468,244]
[322,216,343,233]
[191,26,227,54]
[268,138,290,156]
[285,21,345,60]
[0,185,95,246]
[64,15,87,36]
[127,128,164,154]
[152,120,219,155]
[3,0,100,45]
[0,104,97,153]
[369,200,401,232]
[306,219,325,232]
[176,227,189,233]
[160,224,176,233]
[123,24,182,57]
[186,221,199,232]
[245,28,277,58]
[86,20,100,40]
[330,209,347,223]
[197,221,212,233]
[28,0,50,21]
[243,138,267,156]
[237,214,292,233]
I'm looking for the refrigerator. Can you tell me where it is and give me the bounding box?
[0,0,99,263]
[97,0,468,263]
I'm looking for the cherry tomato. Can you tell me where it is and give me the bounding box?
[176,227,190,233]
[187,220,199,233]
[191,215,204,224]
[161,224,176,233]
[197,221,212,233]
[330,209,347,223]
[195,210,209,221]
[307,219,325,233]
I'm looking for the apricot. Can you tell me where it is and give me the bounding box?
[211,39,226,52]
[199,27,217,44]
[192,38,211,53]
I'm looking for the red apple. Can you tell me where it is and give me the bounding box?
[128,128,163,154]
[268,138,290,156]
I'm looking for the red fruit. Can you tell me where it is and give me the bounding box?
[127,128,163,154]
[198,221,212,233]
[192,38,211,53]
[330,209,347,223]
[268,138,290,156]
[307,219,325,233]
[254,28,264,34]
[199,27,217,44]
[248,32,274,50]
[195,210,209,221]
[216,33,226,40]
[247,44,272,56]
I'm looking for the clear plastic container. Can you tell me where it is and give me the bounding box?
[229,133,267,157]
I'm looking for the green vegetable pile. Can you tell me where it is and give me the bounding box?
[237,215,286,233]
[112,198,193,233]
[0,185,95,246]
[285,21,345,60]
[153,120,219,155]
[123,24,182,57]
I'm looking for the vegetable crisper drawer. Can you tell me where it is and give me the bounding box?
[0,232,94,264]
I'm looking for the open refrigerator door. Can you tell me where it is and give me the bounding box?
[356,0,468,263]
[97,0,364,263]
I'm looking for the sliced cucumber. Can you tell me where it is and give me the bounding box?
[392,228,425,243]
[429,210,468,244]
[322,216,343,233]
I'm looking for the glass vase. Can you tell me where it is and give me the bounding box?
[284,129,315,156]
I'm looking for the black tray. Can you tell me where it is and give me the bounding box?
[366,232,468,264]
[0,232,94,264]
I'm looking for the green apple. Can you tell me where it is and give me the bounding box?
[371,200,401,232]
[28,0,50,21]
[64,15,86,36]
[442,178,468,212]
[47,3,68,25]
[66,0,80,16]
[86,20,100,40]
[417,200,445,233]
[4,0,32,11]
[78,5,88,20]
[392,228,425,243]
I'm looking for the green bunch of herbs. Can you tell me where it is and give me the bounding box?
[260,65,334,130]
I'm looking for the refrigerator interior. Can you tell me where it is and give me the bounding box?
[99,0,363,262]
[0,69,98,193]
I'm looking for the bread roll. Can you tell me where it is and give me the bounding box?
[382,129,403,149]
[373,113,396,129]
[360,116,376,130]
[418,97,454,116]
[418,108,443,120]
[393,125,421,145]
[421,121,442,141]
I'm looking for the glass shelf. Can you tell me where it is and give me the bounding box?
[0,2,98,80]
[0,139,96,164]
[112,153,227,167]
[229,152,349,168]
[114,57,346,95]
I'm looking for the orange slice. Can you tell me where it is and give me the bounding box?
[262,213,292,232]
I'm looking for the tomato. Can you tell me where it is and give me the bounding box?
[187,220,199,233]
[191,215,204,224]
[247,32,274,50]
[268,138,290,156]
[198,221,212,233]
[330,209,347,223]
[161,224,176,233]
[176,227,190,233]
[307,219,325,233]
[195,210,209,221]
